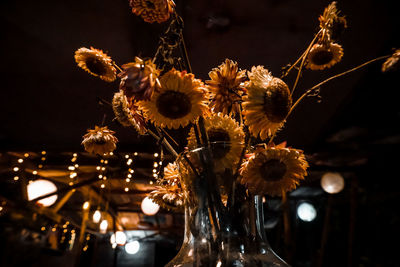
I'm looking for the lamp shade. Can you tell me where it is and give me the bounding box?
[321,172,345,194]
[297,202,317,222]
[125,241,140,255]
[141,197,159,216]
[27,179,58,207]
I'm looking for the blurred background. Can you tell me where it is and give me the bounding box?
[0,0,399,266]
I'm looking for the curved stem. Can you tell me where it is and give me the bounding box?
[159,127,179,147]
[180,34,193,73]
[289,55,390,116]
[291,29,322,96]
[112,62,123,73]
[269,55,389,145]
[282,29,322,79]
[147,129,179,158]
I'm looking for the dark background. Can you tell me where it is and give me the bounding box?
[1,0,399,266]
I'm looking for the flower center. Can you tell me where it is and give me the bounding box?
[263,84,291,123]
[259,159,287,182]
[310,49,334,65]
[156,91,192,119]
[145,1,155,9]
[208,128,231,159]
[85,57,107,76]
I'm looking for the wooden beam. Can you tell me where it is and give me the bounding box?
[52,189,75,212]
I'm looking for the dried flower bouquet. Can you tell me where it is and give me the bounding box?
[75,1,398,265]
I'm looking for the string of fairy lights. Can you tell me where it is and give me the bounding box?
[4,149,164,251]
[2,148,348,254]
[68,153,79,185]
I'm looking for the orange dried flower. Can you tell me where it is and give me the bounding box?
[118,57,161,101]
[82,126,118,155]
[130,0,175,24]
[206,59,247,114]
[74,47,116,82]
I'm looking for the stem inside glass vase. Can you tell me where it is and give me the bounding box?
[166,143,290,267]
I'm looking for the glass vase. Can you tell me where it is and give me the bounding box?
[166,144,290,267]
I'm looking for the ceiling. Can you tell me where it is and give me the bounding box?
[0,0,399,241]
[0,0,399,152]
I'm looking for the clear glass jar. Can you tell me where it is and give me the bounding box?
[166,144,290,267]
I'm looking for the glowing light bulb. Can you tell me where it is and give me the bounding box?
[27,179,58,207]
[99,220,108,233]
[154,153,159,157]
[125,241,140,255]
[297,202,317,222]
[13,167,19,172]
[110,231,127,246]
[141,197,159,216]
[93,210,101,223]
[82,201,90,210]
[18,159,23,163]
[321,172,345,194]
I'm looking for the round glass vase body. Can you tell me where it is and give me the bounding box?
[166,144,289,267]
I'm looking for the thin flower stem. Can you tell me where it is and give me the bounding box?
[159,127,180,147]
[236,102,244,126]
[151,126,200,179]
[100,113,107,127]
[289,55,390,116]
[269,55,389,145]
[147,129,179,158]
[228,135,251,209]
[112,62,123,73]
[180,34,193,73]
[283,29,322,79]
[291,29,322,96]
